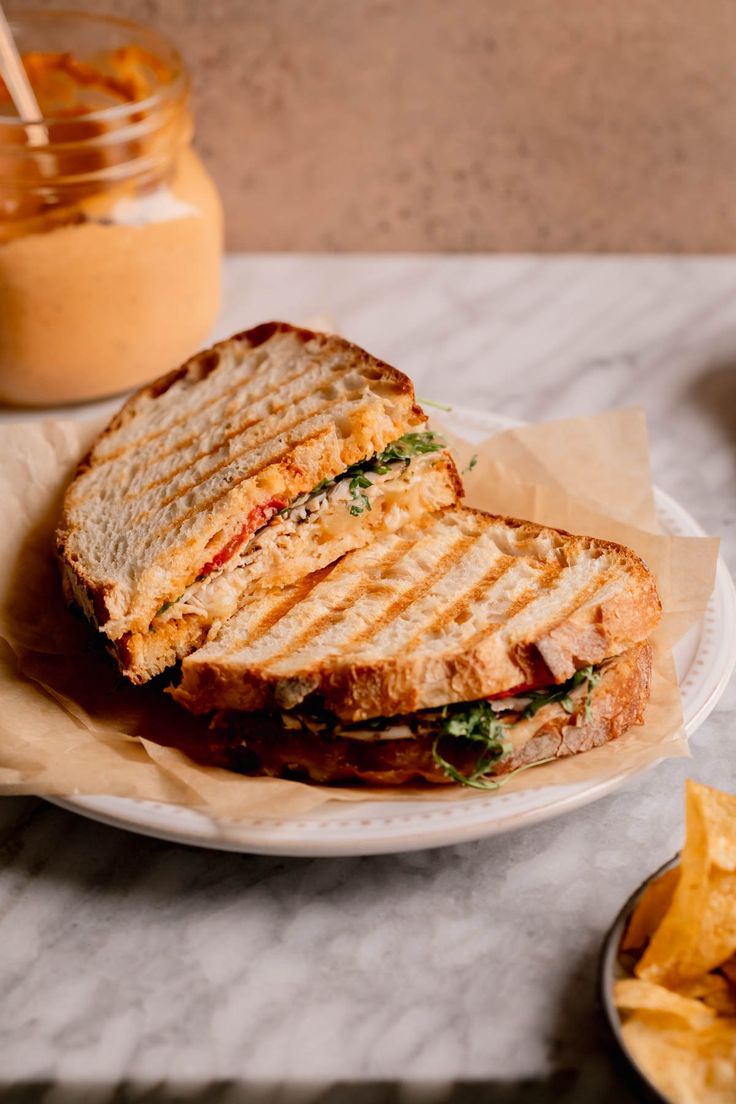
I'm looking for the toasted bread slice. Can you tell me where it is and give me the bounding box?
[56,322,444,661]
[113,449,461,682]
[191,642,652,785]
[172,506,662,721]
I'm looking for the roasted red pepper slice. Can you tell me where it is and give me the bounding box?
[198,497,285,578]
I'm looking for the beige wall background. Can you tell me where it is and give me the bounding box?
[30,0,736,251]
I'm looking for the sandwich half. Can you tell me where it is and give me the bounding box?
[171,507,661,787]
[56,322,461,683]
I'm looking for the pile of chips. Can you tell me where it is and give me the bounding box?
[615,779,736,1102]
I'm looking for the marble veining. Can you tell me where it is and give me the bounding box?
[1,256,735,1102]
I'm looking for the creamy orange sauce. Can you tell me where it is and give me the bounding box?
[0,47,223,405]
[0,148,222,404]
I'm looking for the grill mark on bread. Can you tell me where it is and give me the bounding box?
[510,562,619,636]
[88,327,329,464]
[401,553,520,650]
[86,352,335,476]
[243,568,338,646]
[113,360,324,479]
[172,506,662,717]
[152,456,447,633]
[130,428,331,546]
[124,367,360,501]
[342,528,536,663]
[107,462,461,681]
[90,349,276,466]
[92,322,406,474]
[314,530,480,654]
[265,534,600,671]
[503,561,565,619]
[460,560,615,655]
[89,333,336,469]
[125,386,391,533]
[454,564,570,655]
[257,518,482,674]
[256,540,416,668]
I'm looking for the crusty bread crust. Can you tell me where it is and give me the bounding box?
[173,507,662,721]
[194,642,652,786]
[56,322,427,645]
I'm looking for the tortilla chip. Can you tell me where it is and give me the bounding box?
[637,781,736,986]
[721,957,736,986]
[621,865,680,951]
[614,977,716,1029]
[622,1014,736,1104]
[677,974,736,1017]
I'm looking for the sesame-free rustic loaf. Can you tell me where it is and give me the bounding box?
[56,322,452,680]
[172,506,662,722]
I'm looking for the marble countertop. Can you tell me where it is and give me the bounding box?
[2,256,735,1103]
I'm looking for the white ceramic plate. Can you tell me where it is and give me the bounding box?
[48,407,736,856]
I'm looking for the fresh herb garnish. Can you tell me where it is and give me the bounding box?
[519,665,599,720]
[432,665,602,788]
[369,431,447,466]
[348,473,373,516]
[154,595,182,619]
[150,592,187,629]
[279,431,446,519]
[432,755,559,792]
[418,397,453,413]
[581,665,602,720]
[431,700,511,789]
[462,454,478,475]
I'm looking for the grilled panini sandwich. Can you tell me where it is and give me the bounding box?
[56,322,461,684]
[171,507,661,787]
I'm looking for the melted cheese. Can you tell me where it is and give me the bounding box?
[333,723,415,742]
[153,458,433,629]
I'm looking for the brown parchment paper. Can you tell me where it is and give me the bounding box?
[0,408,719,818]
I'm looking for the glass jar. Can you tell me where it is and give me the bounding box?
[0,11,223,405]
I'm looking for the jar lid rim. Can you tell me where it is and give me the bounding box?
[0,9,189,127]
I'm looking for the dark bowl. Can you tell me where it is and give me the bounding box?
[598,856,679,1104]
